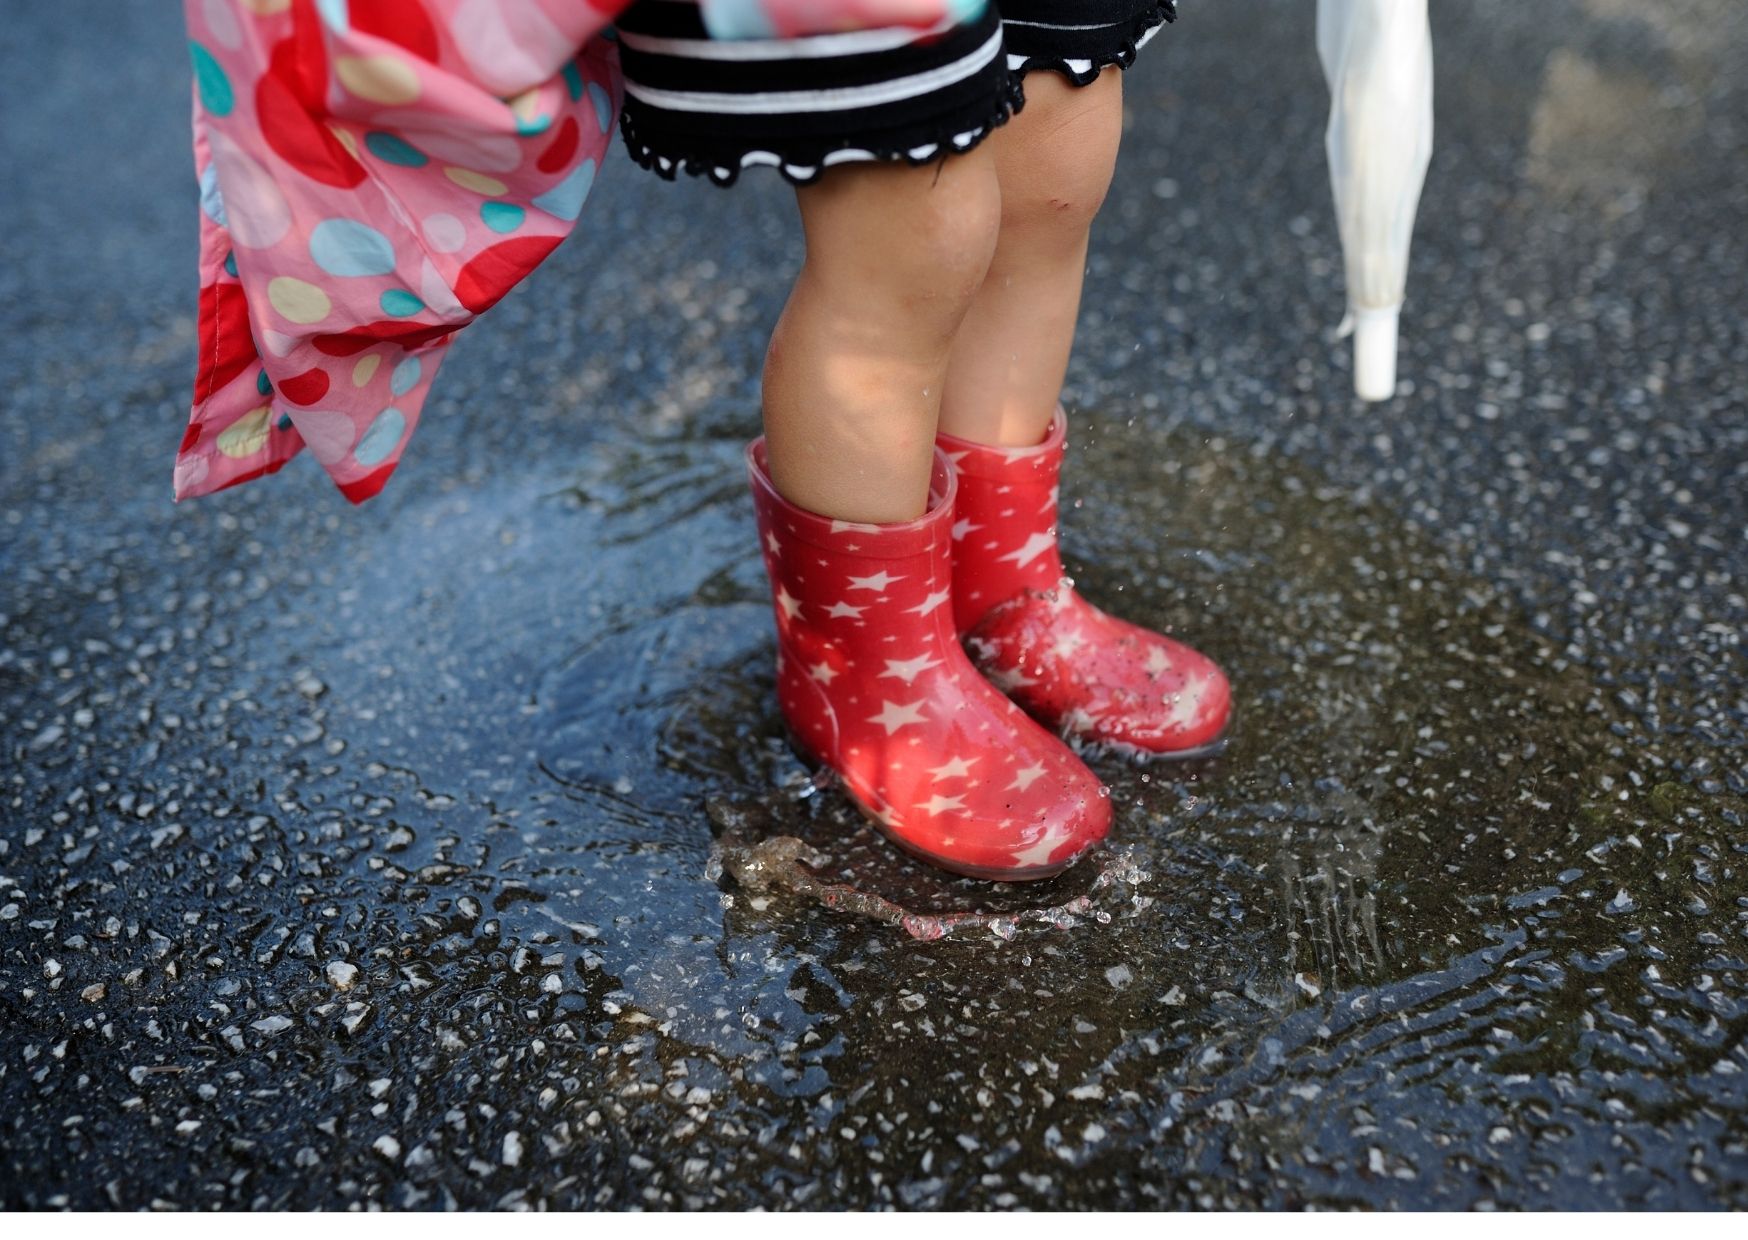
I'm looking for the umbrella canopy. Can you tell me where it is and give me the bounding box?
[1317,0,1434,401]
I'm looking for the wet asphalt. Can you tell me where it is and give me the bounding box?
[3,0,1747,1211]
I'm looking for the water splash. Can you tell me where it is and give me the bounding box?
[706,797,1154,940]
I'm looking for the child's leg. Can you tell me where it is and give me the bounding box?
[761,148,1003,523]
[930,64,1232,758]
[937,67,1125,446]
[745,145,1112,880]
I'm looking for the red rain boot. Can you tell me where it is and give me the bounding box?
[746,437,1112,880]
[936,407,1232,759]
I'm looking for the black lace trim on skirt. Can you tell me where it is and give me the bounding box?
[1009,2,1177,87]
[618,72,1028,189]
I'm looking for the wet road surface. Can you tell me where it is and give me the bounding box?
[3,0,1747,1210]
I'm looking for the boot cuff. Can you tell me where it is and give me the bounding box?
[745,438,956,560]
[934,404,1067,483]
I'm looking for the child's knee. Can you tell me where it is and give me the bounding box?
[906,160,1004,309]
[1000,70,1124,239]
[799,152,1002,325]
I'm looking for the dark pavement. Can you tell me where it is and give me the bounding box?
[2,0,1746,1209]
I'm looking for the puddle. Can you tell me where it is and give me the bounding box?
[533,413,1702,970]
[10,400,1741,1209]
[498,411,1741,1204]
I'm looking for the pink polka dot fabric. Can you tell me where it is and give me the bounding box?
[175,0,629,504]
[174,0,972,504]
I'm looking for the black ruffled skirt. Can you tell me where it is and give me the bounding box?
[615,0,1176,187]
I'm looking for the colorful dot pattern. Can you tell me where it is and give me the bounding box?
[174,0,626,504]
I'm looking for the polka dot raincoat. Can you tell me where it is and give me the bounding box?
[174,0,968,503]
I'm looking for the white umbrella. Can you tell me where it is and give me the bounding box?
[1317,0,1434,401]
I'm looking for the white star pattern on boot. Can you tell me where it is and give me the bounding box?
[928,755,977,780]
[921,793,966,816]
[997,531,1057,569]
[868,699,928,735]
[1009,822,1075,868]
[824,601,865,620]
[1143,645,1173,676]
[808,661,839,684]
[879,653,940,685]
[950,518,981,541]
[906,588,952,618]
[1008,763,1046,792]
[765,531,781,554]
[1051,631,1086,661]
[776,585,803,621]
[847,570,903,592]
[1160,683,1206,732]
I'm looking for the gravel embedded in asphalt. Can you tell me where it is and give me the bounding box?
[1,0,1745,1210]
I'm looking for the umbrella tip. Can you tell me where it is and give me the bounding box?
[1352,304,1400,402]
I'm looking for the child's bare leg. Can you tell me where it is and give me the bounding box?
[762,148,1002,523]
[938,67,1124,446]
